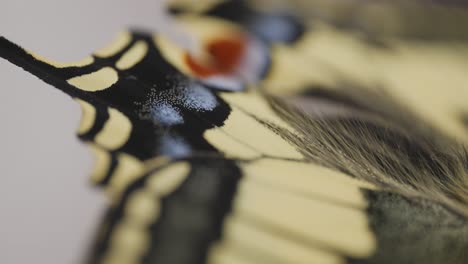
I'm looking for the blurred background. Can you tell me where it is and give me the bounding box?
[0,1,169,263]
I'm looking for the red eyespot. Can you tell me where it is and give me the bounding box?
[185,34,247,78]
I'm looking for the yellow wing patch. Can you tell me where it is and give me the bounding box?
[28,50,94,68]
[205,91,303,160]
[204,127,261,159]
[210,106,302,160]
[209,217,344,264]
[94,107,132,150]
[106,154,145,200]
[87,144,112,184]
[67,67,119,92]
[208,244,258,264]
[242,159,374,208]
[220,92,297,133]
[146,164,190,196]
[229,178,375,258]
[101,221,149,264]
[115,41,149,70]
[208,159,376,263]
[75,98,97,135]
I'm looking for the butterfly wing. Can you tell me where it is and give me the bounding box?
[1,1,468,264]
[0,19,378,264]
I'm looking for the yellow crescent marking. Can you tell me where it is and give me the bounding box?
[95,31,132,58]
[125,190,161,227]
[101,162,190,264]
[75,99,96,135]
[100,223,149,264]
[116,41,149,70]
[212,217,343,264]
[95,108,132,150]
[87,144,112,184]
[146,162,191,196]
[106,154,144,200]
[242,159,375,208]
[67,67,118,92]
[28,51,94,68]
[232,178,376,258]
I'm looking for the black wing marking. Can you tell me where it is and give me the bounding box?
[0,30,245,263]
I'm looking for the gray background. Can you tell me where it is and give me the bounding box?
[0,1,168,263]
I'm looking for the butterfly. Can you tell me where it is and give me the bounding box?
[1,0,468,263]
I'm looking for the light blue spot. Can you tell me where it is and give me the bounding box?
[176,84,218,111]
[151,102,183,126]
[159,135,191,158]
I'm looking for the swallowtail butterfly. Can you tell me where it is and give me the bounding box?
[1,0,467,263]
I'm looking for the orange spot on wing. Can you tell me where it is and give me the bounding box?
[185,35,247,78]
